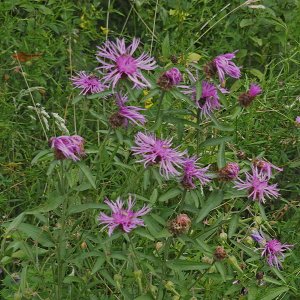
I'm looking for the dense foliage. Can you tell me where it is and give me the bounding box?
[0,1,300,299]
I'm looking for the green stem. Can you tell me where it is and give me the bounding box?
[196,108,201,155]
[155,91,165,124]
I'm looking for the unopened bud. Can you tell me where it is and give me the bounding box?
[214,246,227,260]
[168,214,191,236]
[133,270,142,280]
[256,271,264,280]
[172,296,180,300]
[80,241,87,249]
[3,74,9,81]
[150,284,158,295]
[165,280,175,291]
[114,274,122,282]
[254,216,262,225]
[155,241,163,251]
[219,231,227,240]
[245,236,254,245]
[201,256,214,264]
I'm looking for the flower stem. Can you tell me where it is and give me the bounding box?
[155,91,165,124]
[196,108,201,155]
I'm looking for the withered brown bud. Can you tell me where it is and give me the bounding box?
[81,241,87,249]
[214,246,227,260]
[109,112,126,128]
[240,287,248,295]
[203,61,217,79]
[168,214,191,236]
[170,55,178,64]
[256,271,264,280]
[238,93,255,107]
[236,150,246,160]
[218,162,240,181]
[157,74,173,90]
[3,74,10,81]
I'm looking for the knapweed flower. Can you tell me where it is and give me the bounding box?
[109,93,146,128]
[168,214,191,236]
[204,51,241,84]
[157,67,182,90]
[71,71,106,95]
[253,158,283,179]
[181,156,210,189]
[234,167,280,203]
[219,162,240,181]
[239,84,262,107]
[251,230,293,269]
[131,132,185,179]
[296,116,300,124]
[181,77,221,117]
[49,135,85,161]
[98,196,151,236]
[96,38,157,89]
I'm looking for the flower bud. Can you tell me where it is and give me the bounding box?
[80,241,87,249]
[155,241,163,251]
[165,280,175,291]
[214,246,227,260]
[256,271,264,280]
[168,214,191,236]
[244,236,254,245]
[201,256,214,264]
[134,270,142,280]
[254,216,262,225]
[219,231,228,241]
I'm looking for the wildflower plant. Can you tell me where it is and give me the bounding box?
[2,2,298,299]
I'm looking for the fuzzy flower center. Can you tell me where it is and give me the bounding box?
[116,55,137,75]
[266,240,282,254]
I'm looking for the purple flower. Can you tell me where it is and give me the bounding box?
[251,229,266,244]
[165,68,182,85]
[98,196,151,236]
[49,135,85,161]
[248,84,262,97]
[109,93,146,128]
[213,51,241,83]
[253,159,283,179]
[131,132,186,179]
[219,162,240,181]
[262,239,293,269]
[96,38,157,89]
[181,76,221,116]
[296,116,300,124]
[181,156,211,189]
[251,230,293,269]
[234,167,280,203]
[239,83,262,107]
[71,71,106,95]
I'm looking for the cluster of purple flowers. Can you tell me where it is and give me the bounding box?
[46,37,293,270]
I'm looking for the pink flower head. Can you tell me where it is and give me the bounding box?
[296,116,300,124]
[213,51,241,83]
[71,71,106,95]
[262,239,293,269]
[109,93,146,128]
[131,132,186,179]
[234,167,280,203]
[248,84,262,98]
[251,230,293,269]
[181,156,211,189]
[49,135,85,161]
[96,38,157,89]
[219,162,240,181]
[181,77,221,117]
[164,68,182,85]
[98,196,151,236]
[253,159,283,179]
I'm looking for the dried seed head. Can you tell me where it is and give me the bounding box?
[80,241,87,249]
[214,246,227,260]
[256,271,264,280]
[236,150,247,160]
[109,112,126,128]
[157,74,173,90]
[170,55,178,64]
[239,92,254,107]
[168,214,191,236]
[219,162,240,181]
[203,61,217,79]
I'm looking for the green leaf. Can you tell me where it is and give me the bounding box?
[260,287,289,300]
[27,195,64,214]
[91,256,106,274]
[77,161,96,189]
[228,214,239,238]
[195,80,202,102]
[158,188,182,202]
[215,261,226,282]
[249,68,264,81]
[86,90,112,100]
[199,137,233,148]
[162,34,170,58]
[196,191,223,223]
[68,203,106,215]
[167,260,210,271]
[240,19,254,28]
[217,142,225,169]
[18,223,54,247]
[5,213,25,234]
[72,94,84,104]
[31,149,52,165]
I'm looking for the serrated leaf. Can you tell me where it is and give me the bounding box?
[260,287,289,300]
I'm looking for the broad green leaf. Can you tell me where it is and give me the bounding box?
[158,188,182,202]
[195,80,202,101]
[31,149,52,165]
[72,94,84,104]
[196,190,223,223]
[27,195,64,214]
[199,137,233,148]
[5,213,25,234]
[162,33,170,58]
[167,260,210,271]
[249,68,264,81]
[77,161,96,189]
[215,261,226,281]
[217,142,225,169]
[260,287,289,300]
[68,203,106,215]
[91,256,106,274]
[228,214,239,238]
